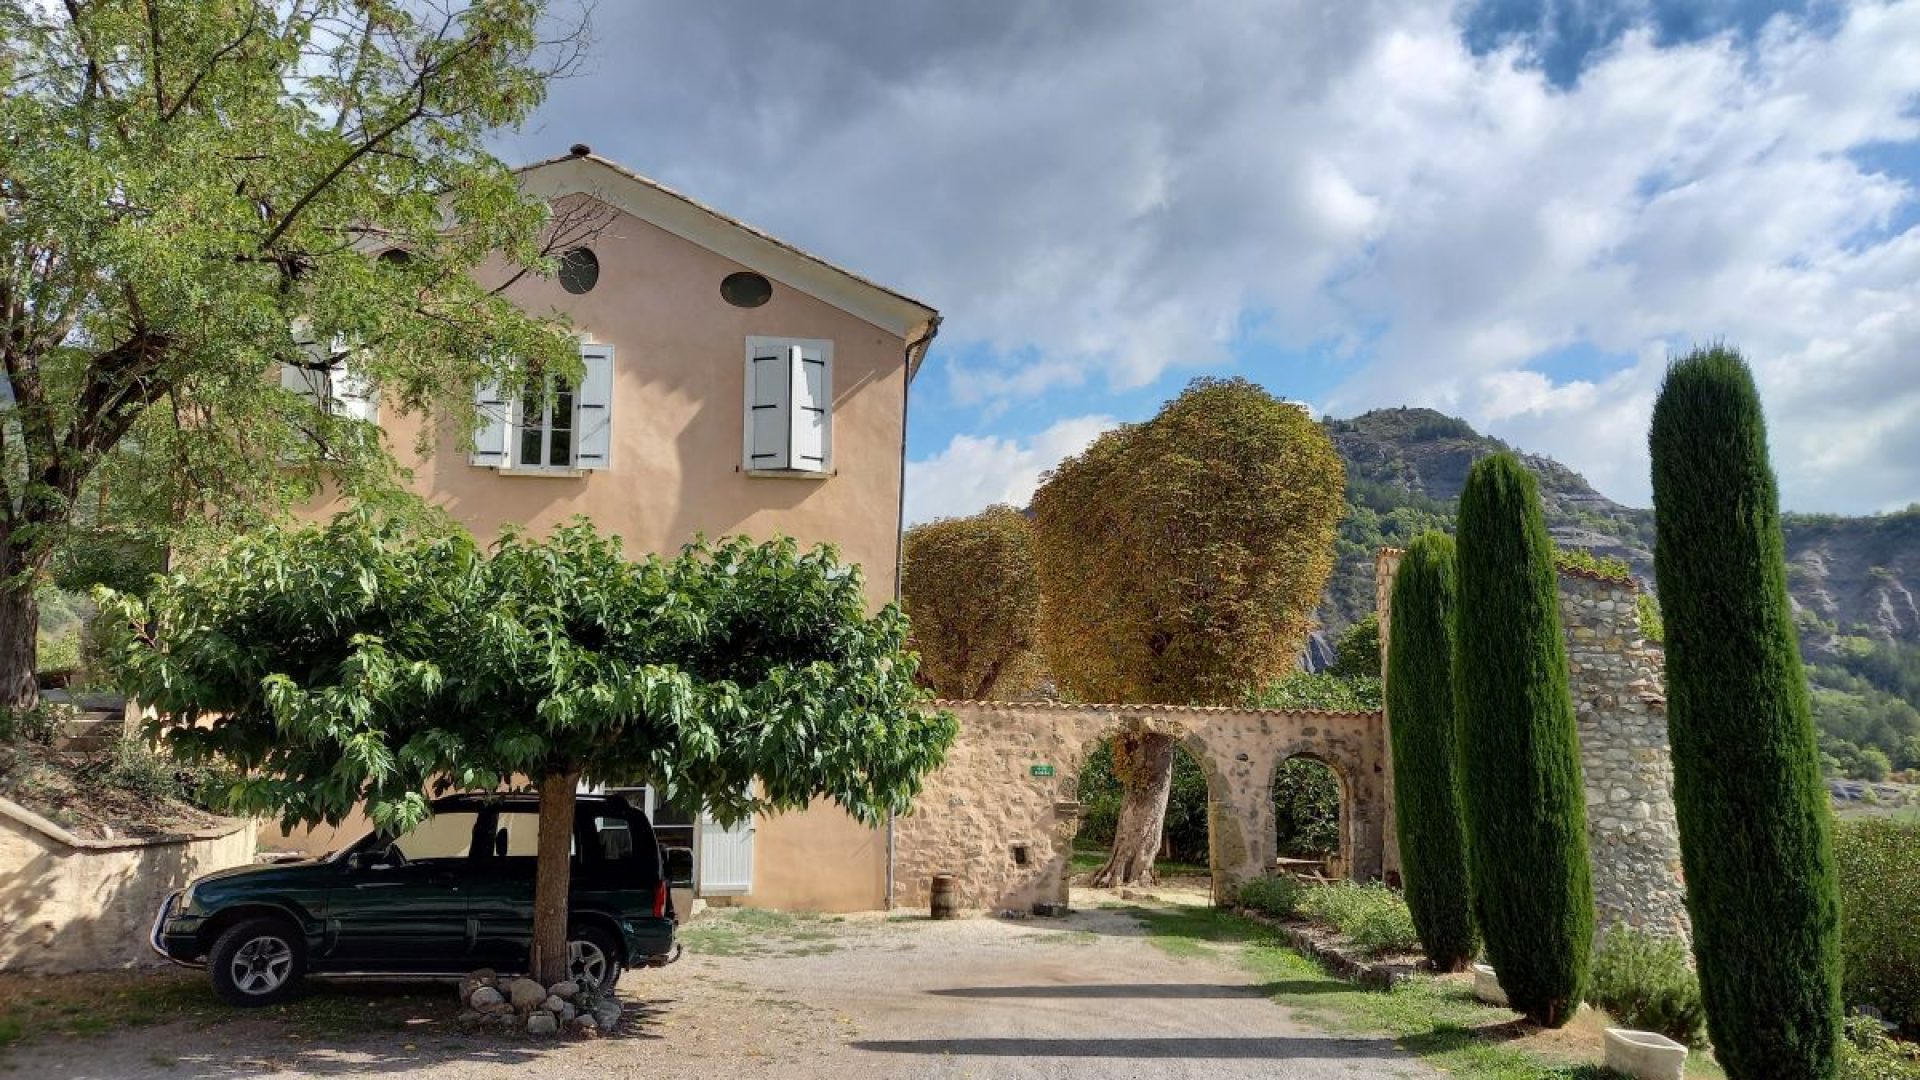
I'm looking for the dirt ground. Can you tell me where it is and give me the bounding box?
[0,895,1440,1080]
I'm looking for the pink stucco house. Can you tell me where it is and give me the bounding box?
[267,148,939,913]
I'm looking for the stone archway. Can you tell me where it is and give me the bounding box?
[891,701,1388,913]
[1270,751,1351,878]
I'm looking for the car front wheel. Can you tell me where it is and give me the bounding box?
[208,916,307,1006]
[568,924,622,995]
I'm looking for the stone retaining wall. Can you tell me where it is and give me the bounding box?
[0,798,256,973]
[892,702,1387,912]
[1375,550,1690,937]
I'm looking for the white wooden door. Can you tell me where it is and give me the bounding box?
[697,810,755,896]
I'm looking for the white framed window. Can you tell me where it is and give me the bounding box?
[280,337,377,423]
[471,342,614,473]
[743,337,831,476]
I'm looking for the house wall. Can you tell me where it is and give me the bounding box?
[269,193,913,911]
[0,800,255,973]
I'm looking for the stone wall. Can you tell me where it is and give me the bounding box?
[1374,550,1690,937]
[0,798,256,973]
[892,702,1386,913]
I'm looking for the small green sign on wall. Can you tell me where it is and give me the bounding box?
[1030,764,1055,777]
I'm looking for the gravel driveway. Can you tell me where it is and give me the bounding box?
[3,902,1437,1079]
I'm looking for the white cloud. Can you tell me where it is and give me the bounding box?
[511,0,1920,512]
[904,415,1119,524]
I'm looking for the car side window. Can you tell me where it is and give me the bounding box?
[492,809,577,860]
[389,811,481,862]
[591,815,634,861]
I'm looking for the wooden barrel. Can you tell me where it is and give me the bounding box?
[929,873,959,919]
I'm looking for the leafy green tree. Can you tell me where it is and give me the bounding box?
[1329,614,1382,679]
[901,506,1042,699]
[1033,377,1344,885]
[1453,453,1594,1027]
[1247,671,1382,712]
[1385,532,1474,971]
[1651,346,1841,1078]
[0,0,590,708]
[101,512,956,984]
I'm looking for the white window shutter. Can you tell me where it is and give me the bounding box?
[696,808,754,896]
[329,354,378,424]
[281,331,329,407]
[471,377,513,467]
[746,340,791,471]
[789,343,830,473]
[575,343,614,470]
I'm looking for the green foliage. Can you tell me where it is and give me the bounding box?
[100,511,957,832]
[1650,346,1842,1078]
[1233,875,1305,919]
[82,735,229,808]
[1272,757,1342,858]
[901,506,1042,699]
[1033,377,1346,705]
[1075,737,1210,863]
[0,0,586,699]
[1247,671,1382,711]
[1810,671,1920,776]
[1453,452,1594,1028]
[1587,925,1707,1045]
[1839,1017,1920,1080]
[1636,593,1666,644]
[1552,547,1634,580]
[1330,614,1382,679]
[1297,882,1421,955]
[1385,531,1475,971]
[0,701,70,745]
[1834,820,1920,1034]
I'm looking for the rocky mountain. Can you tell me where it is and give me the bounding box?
[1316,407,1920,779]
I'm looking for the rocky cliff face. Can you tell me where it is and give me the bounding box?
[1318,406,1920,665]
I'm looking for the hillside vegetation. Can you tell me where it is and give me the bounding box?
[1318,407,1920,781]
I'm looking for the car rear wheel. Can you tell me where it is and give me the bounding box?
[208,916,306,1006]
[568,925,622,994]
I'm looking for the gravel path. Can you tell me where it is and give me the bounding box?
[3,904,1438,1079]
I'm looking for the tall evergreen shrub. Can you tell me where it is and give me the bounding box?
[1386,531,1475,971]
[1650,347,1840,1078]
[1453,453,1594,1027]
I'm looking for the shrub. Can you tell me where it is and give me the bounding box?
[1838,1017,1920,1080]
[0,701,72,745]
[1385,531,1475,971]
[1234,875,1305,919]
[1298,882,1421,955]
[1651,347,1842,1077]
[1834,820,1920,1034]
[1587,925,1707,1045]
[1453,453,1594,1027]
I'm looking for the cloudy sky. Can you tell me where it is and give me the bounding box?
[501,0,1920,523]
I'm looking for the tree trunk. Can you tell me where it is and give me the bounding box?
[0,573,40,712]
[530,770,581,986]
[1088,731,1176,887]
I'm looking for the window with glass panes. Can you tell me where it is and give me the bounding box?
[516,376,575,468]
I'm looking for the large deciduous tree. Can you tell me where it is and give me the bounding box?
[1384,531,1474,972]
[101,512,957,985]
[1453,453,1593,1027]
[901,505,1041,700]
[1650,347,1840,1078]
[1032,377,1344,885]
[0,0,591,708]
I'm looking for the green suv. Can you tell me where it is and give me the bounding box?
[151,793,684,1005]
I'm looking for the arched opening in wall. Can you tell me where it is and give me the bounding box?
[1069,732,1214,901]
[1273,755,1349,880]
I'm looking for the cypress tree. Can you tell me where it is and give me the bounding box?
[1649,347,1840,1079]
[1453,453,1594,1027]
[1387,531,1476,971]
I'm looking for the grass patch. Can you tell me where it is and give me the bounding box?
[678,908,851,959]
[1126,903,1726,1080]
[1069,838,1209,879]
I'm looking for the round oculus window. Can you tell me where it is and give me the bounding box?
[558,247,600,294]
[720,271,773,308]
[377,247,412,267]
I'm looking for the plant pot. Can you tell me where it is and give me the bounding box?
[1470,963,1508,1007]
[1604,1027,1688,1080]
